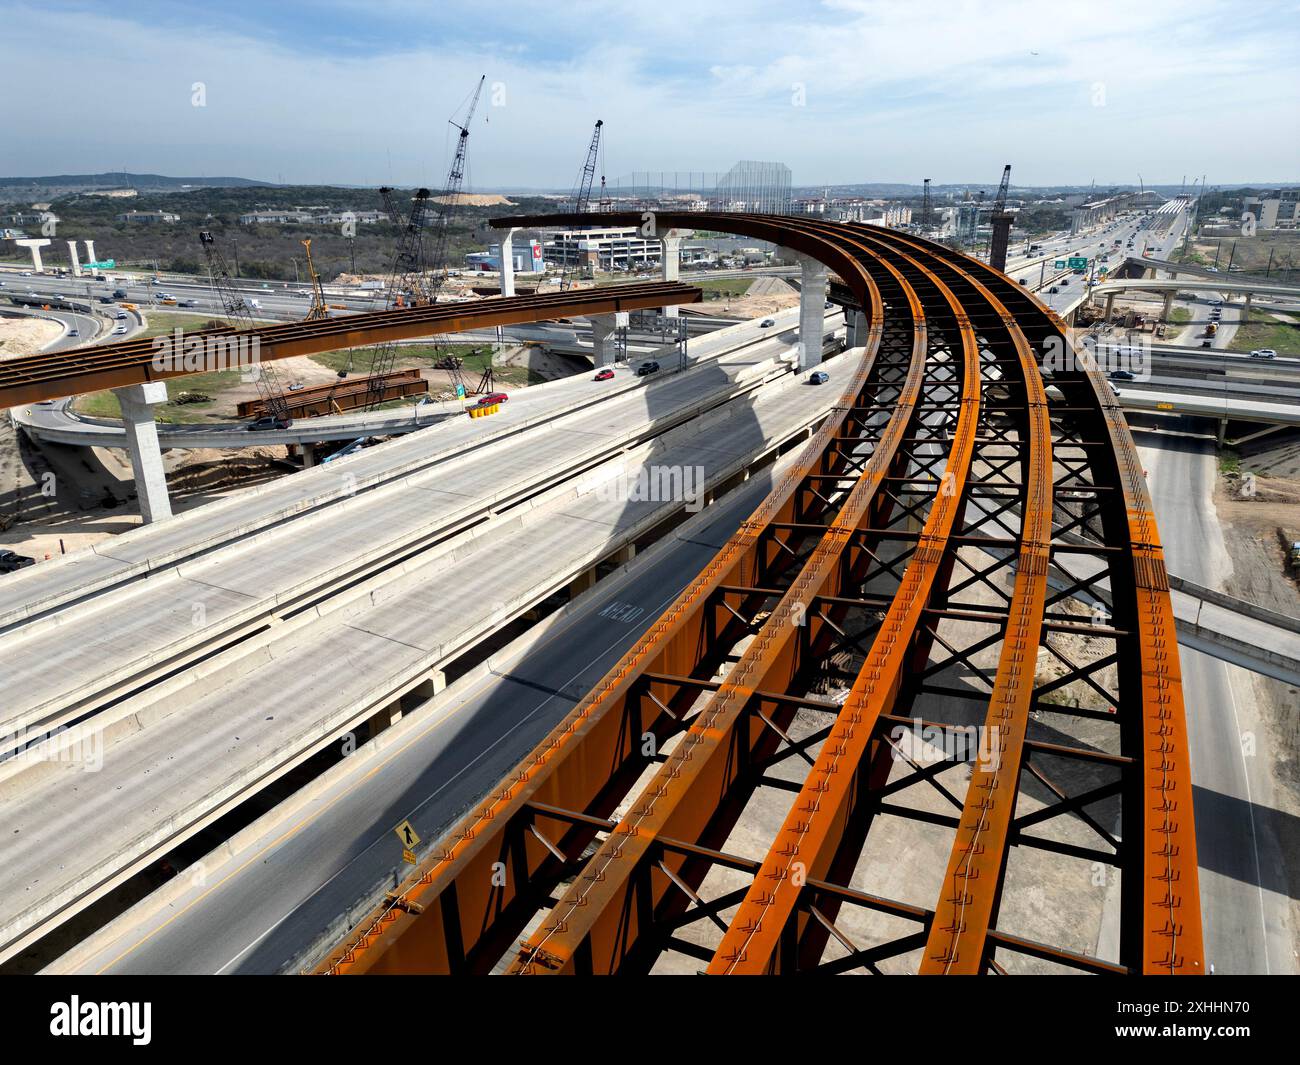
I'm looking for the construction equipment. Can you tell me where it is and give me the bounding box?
[300,239,328,321]
[197,230,292,426]
[558,119,604,292]
[361,75,486,410]
[988,164,1013,272]
[921,177,933,233]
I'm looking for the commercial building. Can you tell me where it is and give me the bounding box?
[542,226,709,273]
[466,238,546,274]
[1243,189,1300,230]
[116,210,179,224]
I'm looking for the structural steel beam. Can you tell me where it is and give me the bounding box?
[0,282,703,408]
[313,213,1202,977]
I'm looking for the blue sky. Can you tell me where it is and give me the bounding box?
[3,0,1297,189]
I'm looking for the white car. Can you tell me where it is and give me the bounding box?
[1250,349,1277,359]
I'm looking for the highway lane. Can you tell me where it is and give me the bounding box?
[49,457,792,975]
[1138,433,1294,974]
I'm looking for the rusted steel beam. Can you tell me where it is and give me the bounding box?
[709,236,982,975]
[905,232,1203,974]
[0,282,702,407]
[313,214,1202,976]
[915,260,1053,975]
[507,230,933,975]
[313,217,890,975]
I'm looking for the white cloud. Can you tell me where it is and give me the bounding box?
[1,0,1296,186]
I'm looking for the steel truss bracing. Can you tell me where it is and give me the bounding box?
[314,213,1203,977]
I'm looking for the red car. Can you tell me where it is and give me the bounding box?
[477,391,509,406]
[594,368,614,381]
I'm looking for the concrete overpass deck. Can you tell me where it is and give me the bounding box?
[0,344,859,965]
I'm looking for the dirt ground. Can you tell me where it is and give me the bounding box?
[692,289,801,320]
[0,412,292,557]
[0,314,62,357]
[1215,431,1300,961]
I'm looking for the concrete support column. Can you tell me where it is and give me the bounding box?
[15,239,50,272]
[846,309,867,348]
[1242,292,1252,324]
[568,567,596,599]
[499,227,519,298]
[1103,293,1116,321]
[614,544,636,564]
[1217,419,1227,446]
[300,443,317,468]
[67,240,82,277]
[782,249,829,371]
[84,239,97,265]
[660,231,681,318]
[113,381,172,524]
[589,311,627,367]
[1160,290,1175,322]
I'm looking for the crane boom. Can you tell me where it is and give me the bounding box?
[558,119,603,293]
[362,75,486,410]
[988,164,1013,272]
[198,230,292,425]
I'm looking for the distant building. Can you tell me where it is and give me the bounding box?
[1243,189,1300,230]
[238,208,385,225]
[117,210,179,224]
[6,210,57,226]
[543,226,709,272]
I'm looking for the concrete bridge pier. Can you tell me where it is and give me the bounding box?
[14,238,50,273]
[589,311,628,366]
[499,227,520,298]
[1160,290,1176,322]
[781,248,829,371]
[113,381,173,524]
[1103,293,1116,322]
[1242,291,1252,324]
[66,240,82,278]
[660,230,682,319]
[845,308,867,347]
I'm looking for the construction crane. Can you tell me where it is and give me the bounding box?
[987,164,1013,272]
[198,230,292,426]
[558,119,603,292]
[362,75,486,409]
[300,239,328,321]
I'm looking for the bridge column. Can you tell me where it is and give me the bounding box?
[1160,290,1176,322]
[781,249,829,371]
[113,381,173,524]
[15,238,50,272]
[589,311,627,367]
[499,227,519,298]
[84,239,97,265]
[66,240,82,278]
[846,309,867,348]
[1241,292,1252,324]
[660,231,682,319]
[300,443,317,468]
[1103,293,1116,322]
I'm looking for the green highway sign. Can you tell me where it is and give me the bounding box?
[1053,260,1066,270]
[82,260,116,270]
[1067,256,1088,269]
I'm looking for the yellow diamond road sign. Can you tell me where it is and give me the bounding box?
[394,820,420,849]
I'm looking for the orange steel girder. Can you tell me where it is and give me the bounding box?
[312,213,1203,976]
[0,282,702,408]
